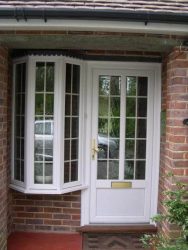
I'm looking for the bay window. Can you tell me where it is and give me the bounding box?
[11,56,85,194]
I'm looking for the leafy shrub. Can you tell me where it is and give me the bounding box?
[141,175,188,250]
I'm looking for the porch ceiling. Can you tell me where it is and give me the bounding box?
[0,32,185,53]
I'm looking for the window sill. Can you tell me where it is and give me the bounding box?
[10,183,88,194]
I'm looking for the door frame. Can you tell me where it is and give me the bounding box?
[81,61,161,226]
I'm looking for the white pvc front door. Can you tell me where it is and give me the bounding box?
[90,68,155,223]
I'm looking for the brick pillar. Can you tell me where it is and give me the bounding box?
[159,47,188,238]
[0,46,9,250]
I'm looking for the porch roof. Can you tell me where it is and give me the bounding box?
[0,0,187,14]
[0,1,188,24]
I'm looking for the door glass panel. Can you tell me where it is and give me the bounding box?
[124,76,148,180]
[97,76,121,180]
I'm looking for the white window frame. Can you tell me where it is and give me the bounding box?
[11,55,87,194]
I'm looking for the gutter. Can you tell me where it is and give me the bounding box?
[0,7,188,24]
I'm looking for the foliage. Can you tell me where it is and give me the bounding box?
[141,174,188,250]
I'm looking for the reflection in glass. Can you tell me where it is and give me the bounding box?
[35,94,44,115]
[99,76,110,96]
[126,76,136,96]
[109,160,119,179]
[125,140,135,159]
[110,97,120,117]
[99,97,108,116]
[124,161,134,179]
[65,95,71,116]
[98,118,108,135]
[45,163,53,184]
[97,160,107,179]
[45,94,54,115]
[126,118,135,138]
[36,62,44,92]
[110,76,120,95]
[135,161,145,179]
[126,97,136,117]
[109,118,120,137]
[72,117,79,138]
[34,163,43,184]
[109,139,119,159]
[46,62,54,92]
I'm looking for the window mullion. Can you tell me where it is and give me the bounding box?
[119,75,126,181]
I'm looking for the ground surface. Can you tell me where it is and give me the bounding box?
[8,232,82,250]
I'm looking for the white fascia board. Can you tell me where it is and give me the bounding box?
[0,19,188,35]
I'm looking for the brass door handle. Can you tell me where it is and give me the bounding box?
[92,139,99,160]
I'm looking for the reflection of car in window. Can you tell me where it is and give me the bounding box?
[98,133,119,159]
[34,120,53,161]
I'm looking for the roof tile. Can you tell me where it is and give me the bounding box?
[0,0,188,13]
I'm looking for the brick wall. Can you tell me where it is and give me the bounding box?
[0,46,9,250]
[159,47,188,238]
[12,190,81,232]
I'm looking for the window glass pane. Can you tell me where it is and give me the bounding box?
[98,118,108,135]
[126,76,136,96]
[126,118,135,138]
[109,118,120,137]
[97,160,107,179]
[109,160,119,179]
[136,140,146,159]
[135,161,145,179]
[14,63,26,183]
[138,77,147,96]
[99,76,110,96]
[34,163,43,184]
[110,76,120,95]
[65,118,70,138]
[35,94,44,115]
[125,140,135,159]
[71,161,78,182]
[71,139,78,159]
[99,97,108,117]
[110,97,120,117]
[124,160,134,179]
[45,94,54,115]
[66,64,72,93]
[64,162,69,183]
[64,64,80,184]
[64,140,70,161]
[137,119,146,138]
[72,117,79,138]
[72,65,80,94]
[109,139,119,159]
[44,163,53,184]
[137,98,147,117]
[36,62,45,92]
[72,95,79,116]
[46,62,54,92]
[126,97,136,117]
[65,95,71,116]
